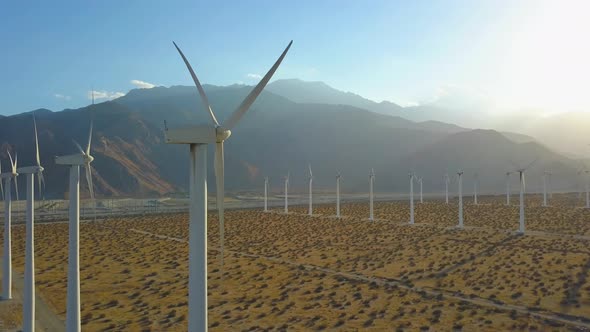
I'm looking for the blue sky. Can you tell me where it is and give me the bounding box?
[1,0,588,115]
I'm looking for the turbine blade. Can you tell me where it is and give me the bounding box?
[7,150,14,172]
[0,175,4,201]
[524,158,538,170]
[214,142,225,267]
[37,171,43,200]
[224,41,292,130]
[14,176,19,201]
[73,140,85,155]
[33,116,41,166]
[172,42,219,126]
[309,164,312,177]
[85,164,94,200]
[86,120,93,155]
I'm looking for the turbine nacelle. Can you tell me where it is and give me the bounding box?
[55,153,92,166]
[165,124,217,144]
[16,166,44,174]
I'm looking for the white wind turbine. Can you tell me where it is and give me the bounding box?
[584,169,590,209]
[165,40,292,332]
[418,176,423,203]
[457,170,464,228]
[263,176,269,212]
[444,173,450,204]
[335,171,341,218]
[505,172,511,206]
[307,164,313,216]
[512,159,537,234]
[369,168,375,221]
[284,172,290,214]
[55,121,94,332]
[1,151,18,300]
[16,117,45,332]
[542,171,551,207]
[473,173,478,205]
[409,172,415,224]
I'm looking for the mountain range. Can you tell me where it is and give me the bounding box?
[0,79,584,198]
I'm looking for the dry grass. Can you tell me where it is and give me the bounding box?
[1,192,589,330]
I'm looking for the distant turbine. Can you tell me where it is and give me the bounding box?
[409,172,415,224]
[263,176,269,212]
[369,168,375,221]
[585,170,590,209]
[335,171,341,218]
[542,171,550,207]
[55,121,94,332]
[505,172,511,206]
[444,173,450,204]
[473,173,478,205]
[457,170,464,229]
[308,164,313,216]
[284,172,289,214]
[513,159,537,234]
[165,40,291,332]
[1,151,18,300]
[16,116,45,332]
[418,176,423,203]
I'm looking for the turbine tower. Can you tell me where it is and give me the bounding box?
[1,151,18,300]
[418,176,423,203]
[473,173,478,205]
[457,170,464,228]
[512,159,536,234]
[165,40,291,332]
[263,177,269,212]
[505,172,511,206]
[542,171,550,207]
[444,173,450,204]
[409,172,415,224]
[16,117,45,332]
[308,164,313,216]
[585,170,590,208]
[369,168,375,221]
[55,121,94,332]
[284,173,289,214]
[335,171,341,218]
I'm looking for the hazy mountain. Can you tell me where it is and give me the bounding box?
[0,82,581,198]
[267,78,404,115]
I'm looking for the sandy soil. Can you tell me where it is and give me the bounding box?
[1,193,590,331]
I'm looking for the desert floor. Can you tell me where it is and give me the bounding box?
[1,193,590,331]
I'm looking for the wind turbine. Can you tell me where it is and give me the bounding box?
[335,171,341,218]
[505,172,511,206]
[369,168,375,221]
[307,164,313,216]
[16,117,45,332]
[512,159,537,234]
[263,177,269,212]
[444,173,450,204]
[55,121,94,332]
[457,170,464,228]
[283,172,289,214]
[1,151,18,300]
[542,171,551,207]
[418,176,423,203]
[473,173,478,205]
[409,172,415,224]
[165,40,291,331]
[585,170,590,208]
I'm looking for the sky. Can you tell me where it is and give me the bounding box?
[1,0,589,115]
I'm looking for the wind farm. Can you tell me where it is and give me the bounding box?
[2,1,590,331]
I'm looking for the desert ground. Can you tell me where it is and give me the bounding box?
[1,193,590,331]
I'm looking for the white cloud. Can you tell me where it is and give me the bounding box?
[54,94,71,101]
[88,90,125,101]
[130,79,156,89]
[247,73,262,80]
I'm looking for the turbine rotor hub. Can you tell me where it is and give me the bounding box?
[216,127,231,142]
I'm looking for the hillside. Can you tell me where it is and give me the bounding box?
[0,83,581,198]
